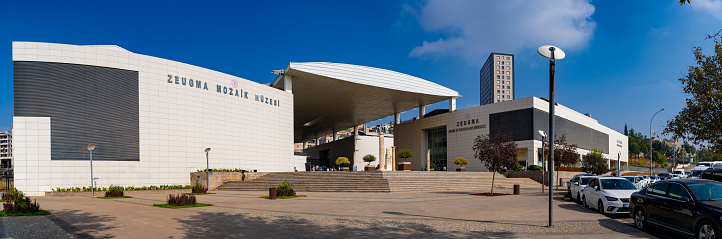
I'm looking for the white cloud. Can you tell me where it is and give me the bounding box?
[407,0,596,63]
[690,0,722,20]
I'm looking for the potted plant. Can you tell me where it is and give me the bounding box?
[336,157,351,171]
[397,149,413,171]
[363,154,376,171]
[454,157,469,171]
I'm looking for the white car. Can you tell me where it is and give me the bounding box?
[569,176,595,203]
[639,175,652,187]
[621,176,645,190]
[581,177,638,215]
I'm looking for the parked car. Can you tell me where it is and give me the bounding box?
[622,176,645,190]
[630,179,722,238]
[581,177,638,215]
[701,168,722,182]
[658,173,672,180]
[648,175,660,183]
[673,169,688,179]
[640,175,653,187]
[570,176,595,203]
[567,173,595,196]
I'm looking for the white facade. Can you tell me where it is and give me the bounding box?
[395,97,628,171]
[12,42,295,195]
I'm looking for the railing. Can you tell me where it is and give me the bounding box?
[623,166,670,173]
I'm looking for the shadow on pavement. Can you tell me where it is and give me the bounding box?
[176,211,516,238]
[596,219,652,238]
[47,209,118,239]
[381,211,546,228]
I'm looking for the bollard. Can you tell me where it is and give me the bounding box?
[269,188,276,200]
[513,184,520,195]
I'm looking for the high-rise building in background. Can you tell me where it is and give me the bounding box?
[480,53,514,105]
[0,132,11,173]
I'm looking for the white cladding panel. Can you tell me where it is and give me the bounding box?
[13,42,294,196]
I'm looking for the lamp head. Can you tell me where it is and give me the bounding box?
[87,144,95,150]
[205,148,211,153]
[538,130,546,138]
[537,45,565,60]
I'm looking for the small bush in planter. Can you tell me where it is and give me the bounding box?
[527,165,542,171]
[276,181,296,197]
[192,184,208,194]
[513,164,524,171]
[104,185,125,198]
[167,194,197,206]
[335,157,350,168]
[2,188,23,201]
[362,154,376,166]
[454,157,469,168]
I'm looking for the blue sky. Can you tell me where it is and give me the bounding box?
[1,0,721,141]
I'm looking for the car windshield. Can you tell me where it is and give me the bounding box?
[687,182,722,201]
[580,177,592,185]
[601,179,638,190]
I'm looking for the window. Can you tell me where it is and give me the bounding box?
[507,86,510,89]
[496,80,500,84]
[668,183,691,199]
[648,183,668,196]
[507,95,510,99]
[496,85,500,89]
[506,56,510,60]
[507,81,510,84]
[588,179,598,189]
[501,61,505,65]
[496,61,499,64]
[496,70,500,74]
[496,66,500,69]
[501,81,504,84]
[501,66,505,70]
[497,90,500,93]
[496,75,500,79]
[506,71,510,75]
[497,56,500,59]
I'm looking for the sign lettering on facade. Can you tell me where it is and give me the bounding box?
[167,74,279,107]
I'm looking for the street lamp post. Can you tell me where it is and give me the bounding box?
[205,148,211,191]
[87,144,95,196]
[649,108,664,176]
[538,45,565,228]
[539,130,546,193]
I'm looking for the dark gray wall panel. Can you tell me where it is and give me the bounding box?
[14,61,139,161]
[489,108,609,153]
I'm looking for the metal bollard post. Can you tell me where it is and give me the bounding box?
[269,188,276,200]
[514,184,520,195]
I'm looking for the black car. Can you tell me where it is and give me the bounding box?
[658,173,671,180]
[630,179,722,238]
[701,168,722,182]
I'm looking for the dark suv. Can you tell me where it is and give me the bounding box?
[630,179,722,238]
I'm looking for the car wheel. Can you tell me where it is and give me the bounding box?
[598,201,605,215]
[577,192,581,204]
[697,220,719,239]
[633,209,647,230]
[582,196,588,208]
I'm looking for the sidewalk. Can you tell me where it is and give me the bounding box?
[12,187,653,238]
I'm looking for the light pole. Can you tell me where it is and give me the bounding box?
[649,108,664,176]
[539,130,546,193]
[87,144,95,196]
[205,148,211,190]
[617,151,621,176]
[538,45,565,228]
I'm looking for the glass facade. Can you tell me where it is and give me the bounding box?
[427,127,447,170]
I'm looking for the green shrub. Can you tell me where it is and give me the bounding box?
[2,188,23,201]
[3,196,40,214]
[527,165,542,171]
[104,185,124,198]
[454,157,469,166]
[196,168,246,173]
[335,157,350,166]
[513,164,524,171]
[276,181,296,197]
[167,194,196,206]
[192,184,207,193]
[397,149,413,159]
[362,154,376,165]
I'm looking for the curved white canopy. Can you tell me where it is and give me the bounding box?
[272,62,460,142]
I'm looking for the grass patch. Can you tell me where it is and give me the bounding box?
[182,193,216,195]
[97,196,133,199]
[0,209,51,217]
[152,203,212,209]
[259,195,307,199]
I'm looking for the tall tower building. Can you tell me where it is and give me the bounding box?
[480,53,514,105]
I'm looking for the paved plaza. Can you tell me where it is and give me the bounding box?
[0,186,657,239]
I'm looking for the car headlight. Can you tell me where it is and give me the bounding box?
[605,196,618,201]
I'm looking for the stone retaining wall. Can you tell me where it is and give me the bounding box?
[190,171,267,190]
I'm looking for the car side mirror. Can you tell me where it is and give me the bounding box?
[574,182,579,185]
[594,186,599,190]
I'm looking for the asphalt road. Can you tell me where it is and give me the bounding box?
[563,194,688,239]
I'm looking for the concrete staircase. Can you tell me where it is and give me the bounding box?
[215,171,541,193]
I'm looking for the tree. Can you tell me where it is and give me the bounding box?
[335,157,350,167]
[397,149,413,161]
[453,157,469,168]
[582,149,609,175]
[362,154,376,166]
[473,133,518,194]
[624,124,628,136]
[549,134,579,188]
[653,152,668,168]
[664,40,722,155]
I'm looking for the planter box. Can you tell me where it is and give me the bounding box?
[364,166,376,171]
[398,162,412,171]
[341,167,350,171]
[456,168,466,172]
